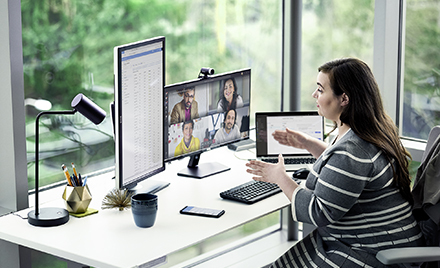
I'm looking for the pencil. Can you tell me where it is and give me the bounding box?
[62,164,72,186]
[71,162,78,178]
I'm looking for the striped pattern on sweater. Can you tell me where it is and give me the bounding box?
[272,129,423,268]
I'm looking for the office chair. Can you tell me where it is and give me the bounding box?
[376,126,440,267]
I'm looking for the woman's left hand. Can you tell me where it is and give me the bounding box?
[246,154,298,201]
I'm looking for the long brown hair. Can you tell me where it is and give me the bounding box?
[318,58,413,205]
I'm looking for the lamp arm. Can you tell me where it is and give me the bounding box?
[34,109,77,216]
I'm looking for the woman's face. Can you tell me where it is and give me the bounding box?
[183,123,193,142]
[223,79,235,102]
[312,72,345,123]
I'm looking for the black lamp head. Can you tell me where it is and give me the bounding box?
[71,93,106,124]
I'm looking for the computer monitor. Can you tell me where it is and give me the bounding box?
[164,68,251,178]
[114,36,168,193]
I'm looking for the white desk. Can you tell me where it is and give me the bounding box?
[0,146,291,268]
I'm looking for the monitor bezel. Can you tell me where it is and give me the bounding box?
[164,68,251,163]
[114,36,166,190]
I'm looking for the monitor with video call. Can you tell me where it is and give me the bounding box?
[164,68,251,178]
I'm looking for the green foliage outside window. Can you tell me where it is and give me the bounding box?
[402,0,440,139]
[301,0,374,110]
[21,2,283,265]
[22,0,282,189]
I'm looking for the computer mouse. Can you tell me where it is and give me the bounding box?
[292,168,310,180]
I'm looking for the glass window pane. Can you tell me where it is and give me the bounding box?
[301,0,375,111]
[22,1,282,266]
[22,0,282,190]
[402,0,440,140]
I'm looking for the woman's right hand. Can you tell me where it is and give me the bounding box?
[272,128,310,150]
[272,128,327,159]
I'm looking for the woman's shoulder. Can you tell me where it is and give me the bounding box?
[236,95,243,102]
[217,99,224,112]
[328,130,380,158]
[236,95,243,107]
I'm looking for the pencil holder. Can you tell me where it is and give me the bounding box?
[62,185,92,214]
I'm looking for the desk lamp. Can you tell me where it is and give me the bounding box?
[28,93,106,227]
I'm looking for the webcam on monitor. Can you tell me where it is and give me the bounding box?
[198,67,215,79]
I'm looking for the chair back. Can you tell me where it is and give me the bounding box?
[413,126,440,267]
[376,127,440,267]
[422,126,440,162]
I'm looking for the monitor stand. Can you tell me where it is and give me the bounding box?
[177,154,230,179]
[126,180,170,195]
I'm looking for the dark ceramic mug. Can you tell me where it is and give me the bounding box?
[131,193,158,228]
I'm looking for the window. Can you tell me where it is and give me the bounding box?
[402,0,440,140]
[21,1,282,265]
[22,0,282,190]
[300,0,375,110]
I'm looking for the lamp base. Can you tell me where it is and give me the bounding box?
[28,207,70,227]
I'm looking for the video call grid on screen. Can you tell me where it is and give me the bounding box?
[114,36,165,187]
[164,69,251,161]
[256,112,324,157]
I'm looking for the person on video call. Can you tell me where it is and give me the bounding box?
[170,86,199,125]
[214,109,241,144]
[246,58,424,268]
[217,78,243,112]
[174,119,200,157]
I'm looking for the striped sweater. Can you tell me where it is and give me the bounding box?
[272,129,424,268]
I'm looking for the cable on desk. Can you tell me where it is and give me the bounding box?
[233,150,256,161]
[12,212,28,220]
[0,210,27,220]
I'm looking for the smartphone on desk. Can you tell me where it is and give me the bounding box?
[180,206,225,218]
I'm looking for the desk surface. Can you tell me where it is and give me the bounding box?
[0,146,290,268]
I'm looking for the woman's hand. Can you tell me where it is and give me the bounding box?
[246,154,287,184]
[272,128,309,149]
[246,154,297,201]
[272,128,327,159]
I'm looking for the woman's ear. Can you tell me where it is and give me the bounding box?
[341,93,349,107]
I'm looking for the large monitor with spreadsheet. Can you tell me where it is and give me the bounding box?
[114,36,167,193]
[164,68,251,178]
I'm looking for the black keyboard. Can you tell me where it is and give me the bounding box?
[262,157,315,165]
[220,181,282,204]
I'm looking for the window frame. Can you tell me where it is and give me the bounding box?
[373,0,427,162]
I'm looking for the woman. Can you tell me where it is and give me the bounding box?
[246,58,424,267]
[174,120,200,157]
[217,78,243,112]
